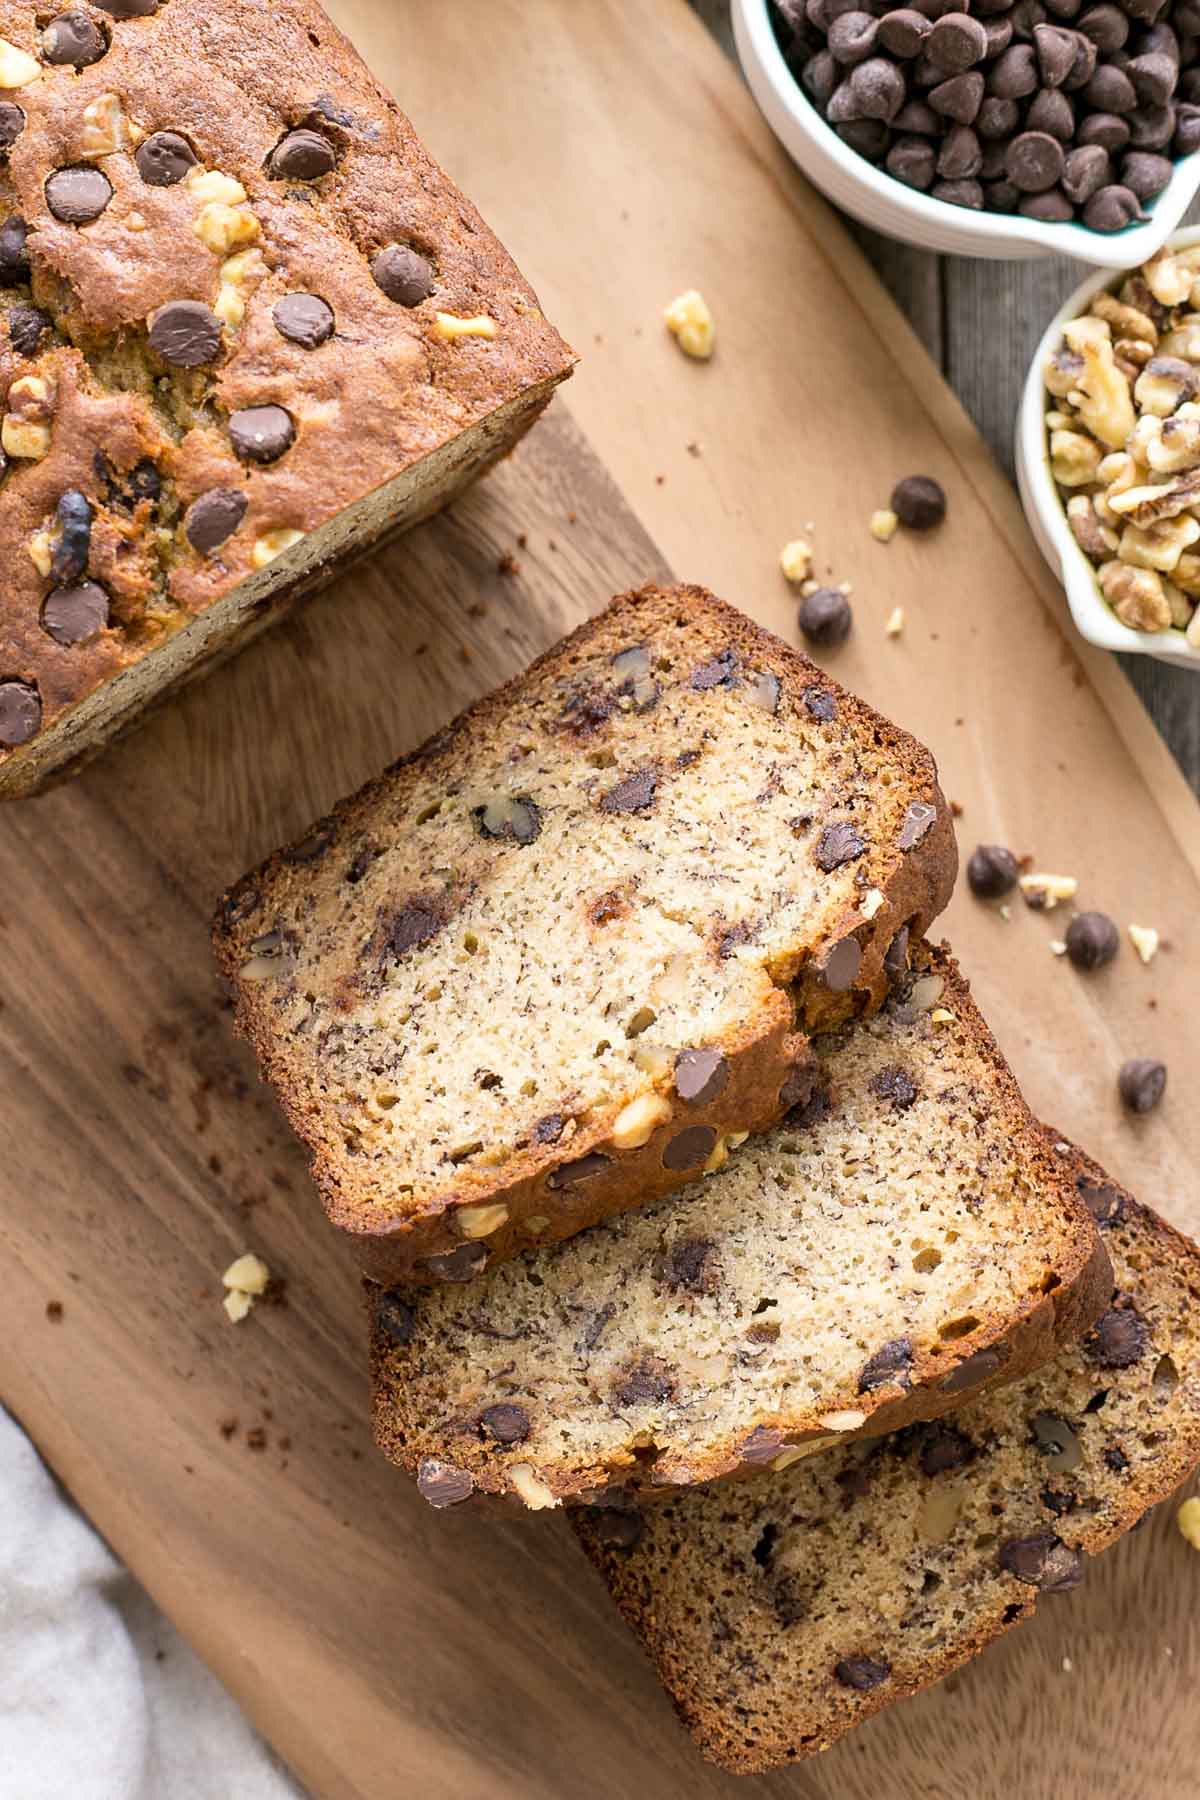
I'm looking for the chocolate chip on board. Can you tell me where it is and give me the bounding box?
[41,581,109,647]
[891,473,946,528]
[1064,910,1119,970]
[798,586,852,647]
[1117,1057,1167,1114]
[0,680,41,746]
[45,165,113,224]
[135,130,198,186]
[966,842,1019,898]
[416,1457,475,1508]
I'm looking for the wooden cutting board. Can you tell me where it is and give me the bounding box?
[2,4,1198,1797]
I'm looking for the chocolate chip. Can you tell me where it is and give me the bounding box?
[599,768,657,814]
[479,1403,530,1444]
[674,1047,729,1106]
[1064,32,1098,90]
[940,1345,1003,1392]
[802,48,839,105]
[420,1243,487,1282]
[611,1358,674,1407]
[657,1236,719,1294]
[374,1292,416,1346]
[1019,185,1074,219]
[273,292,336,348]
[1127,102,1175,150]
[1103,1444,1129,1472]
[998,1531,1083,1591]
[1006,127,1065,188]
[1027,86,1076,140]
[1175,103,1200,154]
[802,686,838,722]
[798,587,852,647]
[8,304,50,357]
[1085,62,1137,112]
[850,55,907,118]
[879,8,931,57]
[662,1125,718,1170]
[0,680,41,746]
[383,900,445,958]
[1031,1410,1083,1472]
[1033,21,1079,85]
[1127,51,1177,108]
[546,1152,611,1189]
[371,243,435,306]
[984,16,1015,59]
[1117,1057,1166,1114]
[97,0,159,15]
[47,488,92,584]
[0,103,25,151]
[858,1336,913,1392]
[815,821,866,871]
[1062,142,1111,199]
[1079,108,1131,149]
[929,11,988,71]
[1077,1176,1125,1226]
[884,923,910,978]
[1064,910,1119,970]
[932,176,984,206]
[1120,149,1173,198]
[41,580,109,647]
[835,1656,891,1691]
[1078,5,1128,55]
[148,299,222,368]
[966,842,1019,897]
[887,135,937,187]
[929,71,985,121]
[135,131,197,186]
[589,1507,643,1550]
[828,10,879,63]
[1089,1304,1149,1367]
[43,10,108,66]
[937,122,983,177]
[893,98,940,133]
[989,44,1039,97]
[185,487,248,554]
[898,799,938,849]
[891,473,946,528]
[0,216,28,287]
[269,128,336,179]
[869,1064,919,1110]
[416,1458,474,1508]
[821,934,862,991]
[689,648,740,690]
[45,166,113,225]
[229,405,295,464]
[919,1424,974,1473]
[739,1425,787,1465]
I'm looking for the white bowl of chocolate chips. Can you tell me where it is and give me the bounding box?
[734,0,1200,263]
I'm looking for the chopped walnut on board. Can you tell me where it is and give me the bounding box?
[1044,248,1200,646]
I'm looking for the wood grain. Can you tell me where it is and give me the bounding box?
[1,3,1199,1797]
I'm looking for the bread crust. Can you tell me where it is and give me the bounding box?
[0,0,574,797]
[573,1142,1200,1772]
[216,582,958,1283]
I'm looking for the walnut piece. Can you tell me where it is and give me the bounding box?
[1098,561,1172,632]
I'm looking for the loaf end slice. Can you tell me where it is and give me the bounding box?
[573,1142,1200,1773]
[216,583,956,1282]
[368,942,1109,1508]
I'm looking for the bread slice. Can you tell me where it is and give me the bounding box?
[214,583,956,1283]
[368,943,1109,1508]
[573,1143,1200,1773]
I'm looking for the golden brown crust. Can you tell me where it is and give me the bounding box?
[573,1143,1200,1773]
[0,0,574,794]
[215,582,958,1283]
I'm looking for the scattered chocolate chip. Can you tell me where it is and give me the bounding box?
[599,767,657,814]
[589,1507,643,1550]
[657,1236,719,1294]
[798,587,853,647]
[416,1457,474,1508]
[814,821,866,871]
[611,1358,674,1408]
[821,934,862,991]
[479,1402,530,1444]
[891,473,946,528]
[269,128,337,179]
[1118,1057,1166,1114]
[371,242,435,306]
[546,1152,611,1189]
[420,1243,487,1282]
[674,1047,729,1106]
[135,130,198,186]
[148,299,222,368]
[869,1064,918,1110]
[42,581,109,647]
[7,304,50,357]
[919,1424,974,1474]
[45,165,113,225]
[998,1531,1083,1591]
[835,1656,891,1691]
[185,487,248,555]
[273,292,336,348]
[858,1336,913,1392]
[966,842,1019,898]
[1064,910,1119,970]
[1077,1176,1124,1227]
[662,1125,718,1170]
[0,216,28,284]
[0,680,41,746]
[374,1292,416,1346]
[940,1345,1003,1392]
[43,10,108,67]
[0,103,25,151]
[229,405,295,464]
[1088,1304,1149,1367]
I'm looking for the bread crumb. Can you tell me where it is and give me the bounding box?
[245,1426,268,1452]
[885,606,905,637]
[45,1300,64,1322]
[1129,923,1160,964]
[1050,940,1068,956]
[1061,1655,1073,1673]
[219,1417,238,1440]
[870,508,899,543]
[223,1253,270,1294]
[1177,1496,1200,1549]
[779,539,813,584]
[950,800,964,818]
[664,289,715,360]
[497,551,520,578]
[686,440,702,457]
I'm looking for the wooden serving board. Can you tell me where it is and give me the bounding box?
[2,4,1199,1797]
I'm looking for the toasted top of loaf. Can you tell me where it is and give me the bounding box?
[217,584,956,1279]
[0,0,573,787]
[574,1144,1200,1774]
[369,944,1108,1508]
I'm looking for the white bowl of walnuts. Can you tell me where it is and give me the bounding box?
[1017,228,1200,668]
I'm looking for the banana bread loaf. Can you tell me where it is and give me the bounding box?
[368,944,1109,1509]
[215,583,957,1283]
[573,1143,1200,1772]
[0,0,574,797]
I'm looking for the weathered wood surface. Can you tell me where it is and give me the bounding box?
[691,0,1200,792]
[2,3,1199,1798]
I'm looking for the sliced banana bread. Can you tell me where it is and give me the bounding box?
[369,944,1109,1508]
[573,1143,1200,1772]
[214,583,956,1283]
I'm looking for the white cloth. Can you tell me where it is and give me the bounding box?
[0,1407,304,1800]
